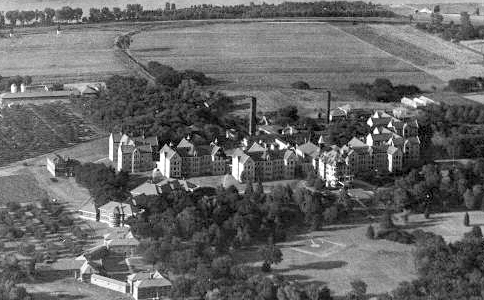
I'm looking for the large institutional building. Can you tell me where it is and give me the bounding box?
[109,109,420,187]
[108,133,159,173]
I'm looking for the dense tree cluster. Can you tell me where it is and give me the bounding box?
[416,11,484,41]
[389,229,484,299]
[447,77,484,93]
[126,182,349,298]
[418,104,484,160]
[349,78,421,103]
[328,116,369,146]
[146,62,213,87]
[74,163,130,208]
[72,75,243,144]
[378,159,484,217]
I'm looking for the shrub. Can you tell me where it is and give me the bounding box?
[380,210,395,230]
[366,225,375,239]
[377,229,414,244]
[291,81,310,90]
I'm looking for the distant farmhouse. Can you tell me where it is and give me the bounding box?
[0,82,104,107]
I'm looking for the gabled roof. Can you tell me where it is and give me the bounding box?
[134,277,172,288]
[160,144,178,159]
[107,238,140,247]
[347,137,367,148]
[98,202,133,216]
[127,270,163,282]
[104,228,134,241]
[372,110,392,119]
[131,181,159,196]
[177,138,193,149]
[405,136,421,145]
[296,142,320,158]
[248,142,266,153]
[36,259,84,271]
[78,201,96,214]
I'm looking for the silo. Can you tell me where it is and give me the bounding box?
[20,83,26,93]
[10,84,17,93]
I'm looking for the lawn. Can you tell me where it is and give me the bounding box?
[265,211,484,296]
[130,22,439,91]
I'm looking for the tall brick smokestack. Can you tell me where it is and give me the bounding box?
[327,90,331,124]
[249,96,257,136]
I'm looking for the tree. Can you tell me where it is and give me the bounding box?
[366,225,375,239]
[306,284,333,300]
[464,212,470,227]
[460,12,474,40]
[5,10,19,26]
[259,241,283,272]
[44,8,55,23]
[347,280,367,300]
[433,5,440,13]
[464,189,476,210]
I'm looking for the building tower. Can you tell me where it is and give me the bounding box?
[326,90,331,124]
[171,3,176,10]
[165,2,171,11]
[249,96,257,136]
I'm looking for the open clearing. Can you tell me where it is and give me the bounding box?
[270,211,484,296]
[0,24,138,83]
[131,22,441,91]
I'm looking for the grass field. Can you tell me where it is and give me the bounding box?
[131,22,441,91]
[0,23,138,83]
[268,211,484,296]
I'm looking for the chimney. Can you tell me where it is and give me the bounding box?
[249,97,257,136]
[326,90,331,124]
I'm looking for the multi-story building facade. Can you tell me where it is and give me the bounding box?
[315,110,421,186]
[109,133,158,173]
[231,143,297,182]
[157,138,226,179]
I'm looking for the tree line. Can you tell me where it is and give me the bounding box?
[447,76,484,93]
[349,78,421,103]
[416,11,484,41]
[0,1,397,28]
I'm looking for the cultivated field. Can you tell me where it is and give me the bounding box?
[0,102,102,167]
[0,23,138,83]
[269,211,484,296]
[339,23,484,83]
[131,22,441,91]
